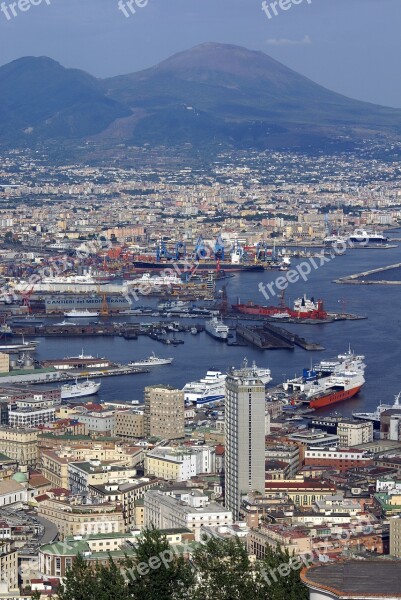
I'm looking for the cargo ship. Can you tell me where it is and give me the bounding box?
[133,237,264,273]
[233,294,328,320]
[133,258,264,273]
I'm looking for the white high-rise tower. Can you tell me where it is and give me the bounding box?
[224,362,266,519]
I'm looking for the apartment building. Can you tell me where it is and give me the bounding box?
[304,448,374,472]
[144,386,184,440]
[265,443,300,478]
[8,406,56,429]
[144,488,232,541]
[390,515,401,557]
[337,421,373,447]
[114,409,144,439]
[36,495,125,539]
[68,460,137,494]
[0,541,18,595]
[145,446,215,482]
[225,366,266,520]
[0,427,39,466]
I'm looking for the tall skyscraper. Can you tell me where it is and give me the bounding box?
[225,364,266,519]
[144,385,185,441]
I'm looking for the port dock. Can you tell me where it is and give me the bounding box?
[334,262,401,285]
[236,323,324,351]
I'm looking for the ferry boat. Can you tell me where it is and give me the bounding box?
[205,317,229,341]
[61,379,101,400]
[306,370,365,409]
[129,353,173,367]
[353,393,401,424]
[183,361,272,405]
[283,348,366,394]
[64,309,100,318]
[348,229,389,245]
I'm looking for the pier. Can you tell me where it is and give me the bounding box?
[334,262,401,285]
[236,323,324,351]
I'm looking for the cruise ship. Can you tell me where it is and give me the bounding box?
[61,379,101,401]
[183,361,272,405]
[205,317,229,341]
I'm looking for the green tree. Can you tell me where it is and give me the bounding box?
[124,527,195,600]
[192,536,259,600]
[56,554,99,600]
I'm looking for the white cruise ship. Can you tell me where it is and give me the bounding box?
[205,317,229,341]
[183,361,272,405]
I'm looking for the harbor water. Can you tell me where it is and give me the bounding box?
[33,238,401,416]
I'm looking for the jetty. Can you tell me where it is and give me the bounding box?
[334,262,401,285]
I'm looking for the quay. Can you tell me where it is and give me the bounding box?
[236,323,324,351]
[334,261,401,285]
[0,365,149,385]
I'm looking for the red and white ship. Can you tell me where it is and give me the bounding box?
[306,370,365,409]
[233,294,328,320]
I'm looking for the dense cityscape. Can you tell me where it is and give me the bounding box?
[1,2,401,599]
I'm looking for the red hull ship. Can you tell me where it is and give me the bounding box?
[309,385,363,409]
[233,295,328,320]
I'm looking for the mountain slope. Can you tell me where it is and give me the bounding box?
[0,57,131,142]
[102,43,401,148]
[1,44,401,150]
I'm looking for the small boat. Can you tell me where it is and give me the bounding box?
[55,320,78,326]
[191,327,198,335]
[129,352,174,367]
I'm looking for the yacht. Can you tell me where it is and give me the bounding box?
[129,353,174,367]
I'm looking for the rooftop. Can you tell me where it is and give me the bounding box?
[302,561,401,598]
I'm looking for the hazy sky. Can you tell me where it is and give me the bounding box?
[0,0,400,107]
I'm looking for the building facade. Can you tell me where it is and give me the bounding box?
[225,366,266,519]
[144,386,184,440]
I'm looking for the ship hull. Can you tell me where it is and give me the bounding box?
[133,261,264,273]
[205,329,228,341]
[233,304,327,320]
[309,385,362,409]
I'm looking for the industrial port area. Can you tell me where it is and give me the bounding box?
[1,141,401,599]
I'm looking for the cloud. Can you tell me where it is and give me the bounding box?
[265,35,312,46]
